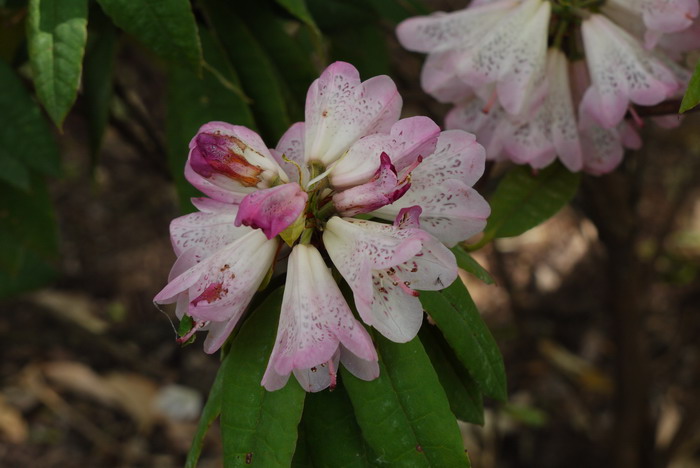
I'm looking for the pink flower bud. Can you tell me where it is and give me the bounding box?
[234,183,308,239]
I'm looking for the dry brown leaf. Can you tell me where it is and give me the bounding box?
[0,394,28,443]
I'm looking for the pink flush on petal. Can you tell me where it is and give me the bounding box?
[234,182,308,239]
[191,132,264,186]
[333,152,421,217]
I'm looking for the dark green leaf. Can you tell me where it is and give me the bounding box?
[0,176,58,298]
[307,0,371,28]
[290,424,312,468]
[302,384,374,467]
[357,0,429,23]
[0,175,58,259]
[451,246,494,285]
[97,0,201,71]
[0,59,60,176]
[274,0,320,33]
[84,5,117,160]
[185,354,227,468]
[233,1,318,121]
[421,281,507,401]
[221,288,306,468]
[343,332,470,467]
[0,246,56,298]
[680,58,700,113]
[328,24,390,77]
[166,29,255,211]
[0,149,31,191]
[202,0,293,142]
[27,0,88,127]
[420,326,484,425]
[484,162,580,239]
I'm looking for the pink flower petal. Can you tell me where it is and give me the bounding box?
[330,116,440,190]
[271,122,309,184]
[170,202,248,257]
[234,183,308,239]
[262,245,377,392]
[304,62,402,166]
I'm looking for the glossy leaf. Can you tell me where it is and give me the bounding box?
[420,326,484,425]
[0,59,60,176]
[27,0,88,127]
[166,29,255,211]
[221,288,306,468]
[680,58,700,113]
[484,162,580,239]
[202,0,293,142]
[97,0,201,71]
[421,281,507,401]
[451,246,495,285]
[185,353,226,468]
[343,332,470,467]
[84,6,117,160]
[301,384,374,467]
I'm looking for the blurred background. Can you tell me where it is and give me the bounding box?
[1,0,699,467]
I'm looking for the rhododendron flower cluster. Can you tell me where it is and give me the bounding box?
[397,0,698,174]
[154,62,490,392]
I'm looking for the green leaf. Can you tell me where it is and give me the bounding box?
[0,175,58,260]
[274,0,320,33]
[680,58,700,113]
[166,29,255,211]
[343,332,470,467]
[420,326,484,425]
[301,384,374,467]
[0,149,31,191]
[84,5,117,160]
[185,354,227,468]
[0,176,58,298]
[96,0,201,71]
[451,246,494,285]
[232,1,318,122]
[221,288,306,468]
[202,0,293,142]
[27,0,88,127]
[484,162,580,239]
[357,0,430,23]
[421,281,507,401]
[0,59,60,176]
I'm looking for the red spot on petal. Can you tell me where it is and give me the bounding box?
[191,282,225,306]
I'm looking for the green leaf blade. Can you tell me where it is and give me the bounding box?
[343,333,470,467]
[420,326,484,425]
[221,288,306,468]
[451,247,494,284]
[97,0,201,71]
[421,282,507,401]
[27,0,88,127]
[680,58,700,113]
[485,163,580,239]
[0,60,60,176]
[185,355,226,468]
[302,385,374,467]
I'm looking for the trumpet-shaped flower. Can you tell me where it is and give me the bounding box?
[262,244,379,392]
[581,14,681,129]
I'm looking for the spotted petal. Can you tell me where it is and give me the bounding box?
[262,244,377,392]
[304,62,402,166]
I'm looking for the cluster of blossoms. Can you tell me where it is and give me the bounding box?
[397,0,698,174]
[154,62,490,392]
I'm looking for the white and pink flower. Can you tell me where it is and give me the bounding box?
[397,0,696,175]
[155,61,490,392]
